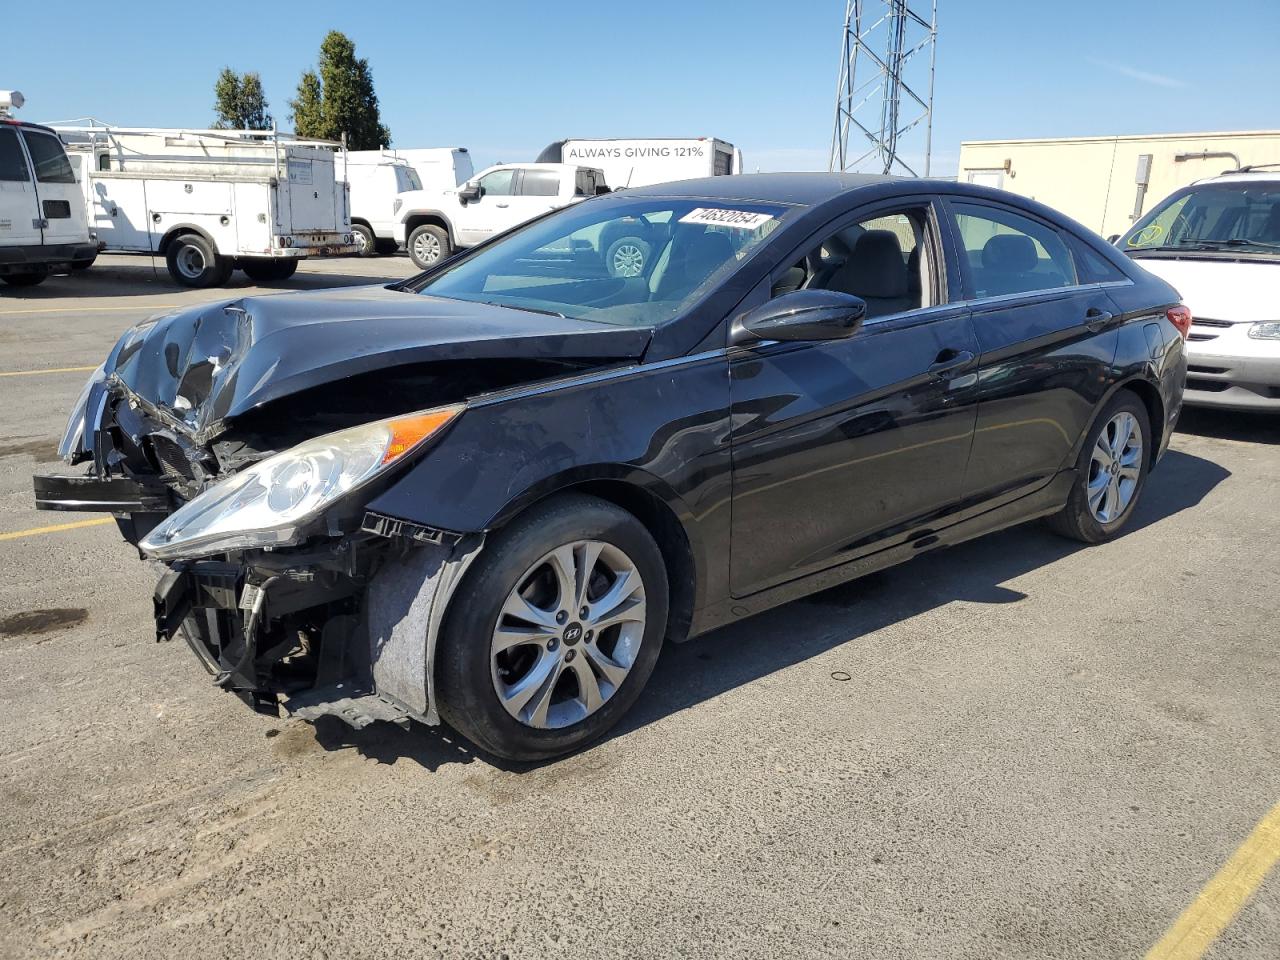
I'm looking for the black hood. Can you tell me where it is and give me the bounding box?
[104,285,653,442]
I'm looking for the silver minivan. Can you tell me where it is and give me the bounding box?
[0,91,96,287]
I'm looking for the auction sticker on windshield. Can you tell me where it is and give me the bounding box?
[679,208,775,230]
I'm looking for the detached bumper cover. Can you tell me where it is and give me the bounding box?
[33,473,173,513]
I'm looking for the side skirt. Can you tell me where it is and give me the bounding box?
[688,469,1077,637]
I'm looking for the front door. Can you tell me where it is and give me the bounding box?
[0,126,43,249]
[454,167,521,245]
[729,200,980,597]
[941,198,1121,507]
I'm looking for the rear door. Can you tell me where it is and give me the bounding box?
[285,150,339,232]
[728,198,980,596]
[941,198,1121,508]
[19,128,85,246]
[0,126,42,248]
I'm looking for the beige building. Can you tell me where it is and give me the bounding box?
[957,130,1280,240]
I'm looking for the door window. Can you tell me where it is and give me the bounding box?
[20,131,76,184]
[477,169,516,197]
[950,202,1076,297]
[775,207,933,320]
[520,170,560,197]
[0,128,30,181]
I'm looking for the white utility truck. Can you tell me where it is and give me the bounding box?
[56,124,357,287]
[536,137,743,189]
[341,150,423,256]
[0,91,96,287]
[397,162,607,269]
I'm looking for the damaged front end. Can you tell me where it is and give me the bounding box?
[33,289,652,730]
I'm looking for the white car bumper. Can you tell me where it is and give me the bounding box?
[1184,319,1280,411]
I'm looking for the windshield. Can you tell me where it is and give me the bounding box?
[413,197,788,326]
[1121,181,1280,254]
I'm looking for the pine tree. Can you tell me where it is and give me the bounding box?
[288,31,390,148]
[212,68,272,131]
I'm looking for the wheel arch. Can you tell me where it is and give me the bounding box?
[158,224,218,257]
[403,211,455,245]
[1114,377,1166,467]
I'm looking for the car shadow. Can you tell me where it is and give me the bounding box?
[0,258,415,300]
[309,448,1230,772]
[1176,407,1279,445]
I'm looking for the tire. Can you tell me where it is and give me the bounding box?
[352,223,376,257]
[605,236,651,278]
[374,238,399,256]
[436,493,669,762]
[408,224,450,270]
[71,255,97,271]
[165,233,231,288]
[1047,390,1151,543]
[1,270,49,287]
[240,258,299,283]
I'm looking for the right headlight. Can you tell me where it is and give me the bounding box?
[1248,321,1280,340]
[140,404,462,560]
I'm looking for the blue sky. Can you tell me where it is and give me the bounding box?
[5,0,1277,175]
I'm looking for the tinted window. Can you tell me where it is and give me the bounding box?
[521,170,560,197]
[0,128,29,182]
[477,169,516,196]
[1071,237,1128,283]
[951,202,1075,297]
[1121,182,1280,253]
[21,131,76,184]
[394,165,422,192]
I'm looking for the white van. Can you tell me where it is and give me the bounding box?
[341,150,423,255]
[0,92,95,287]
[537,137,742,189]
[388,148,473,193]
[1118,169,1280,412]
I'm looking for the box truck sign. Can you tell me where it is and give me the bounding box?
[678,208,774,230]
[566,142,706,160]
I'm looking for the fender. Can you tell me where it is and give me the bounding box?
[158,223,219,255]
[400,207,457,245]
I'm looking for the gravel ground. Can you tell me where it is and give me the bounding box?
[0,256,1276,959]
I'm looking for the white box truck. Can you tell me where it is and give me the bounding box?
[537,137,743,188]
[56,125,357,287]
[341,150,423,256]
[0,91,96,287]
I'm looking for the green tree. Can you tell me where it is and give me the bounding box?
[288,31,390,148]
[212,68,273,130]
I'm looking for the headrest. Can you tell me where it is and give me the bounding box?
[841,229,909,298]
[982,234,1037,273]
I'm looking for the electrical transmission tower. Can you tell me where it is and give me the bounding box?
[829,0,938,176]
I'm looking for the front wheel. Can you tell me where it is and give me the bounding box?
[1047,391,1151,543]
[352,223,376,257]
[407,224,451,270]
[165,233,231,288]
[605,236,651,278]
[436,494,669,761]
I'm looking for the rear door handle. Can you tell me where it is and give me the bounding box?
[1084,307,1114,332]
[928,348,975,377]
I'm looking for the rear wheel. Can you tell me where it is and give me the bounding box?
[1,269,49,287]
[436,494,669,761]
[1047,391,1151,543]
[352,223,376,257]
[240,258,299,283]
[605,236,651,278]
[408,224,450,270]
[165,233,231,288]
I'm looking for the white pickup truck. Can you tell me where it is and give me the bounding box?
[397,162,607,268]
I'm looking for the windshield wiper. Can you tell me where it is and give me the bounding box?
[478,299,567,319]
[1176,237,1280,251]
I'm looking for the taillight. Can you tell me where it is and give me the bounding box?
[1167,305,1192,340]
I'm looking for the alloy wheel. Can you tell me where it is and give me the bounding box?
[1087,411,1143,523]
[490,540,647,729]
[611,243,645,277]
[413,232,441,264]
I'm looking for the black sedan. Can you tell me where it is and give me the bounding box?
[35,174,1188,761]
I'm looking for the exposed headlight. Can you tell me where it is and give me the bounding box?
[1248,321,1280,340]
[57,364,105,463]
[140,404,462,560]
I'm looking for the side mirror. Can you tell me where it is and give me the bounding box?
[458,181,481,203]
[1107,233,1121,244]
[738,289,867,342]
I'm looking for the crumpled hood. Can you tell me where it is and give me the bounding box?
[104,284,652,442]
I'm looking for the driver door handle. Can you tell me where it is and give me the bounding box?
[928,348,975,377]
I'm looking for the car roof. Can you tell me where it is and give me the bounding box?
[1193,172,1280,186]
[0,118,59,136]
[621,172,902,205]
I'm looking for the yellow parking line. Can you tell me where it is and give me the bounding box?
[0,365,98,378]
[0,303,179,316]
[1146,800,1280,960]
[0,517,114,542]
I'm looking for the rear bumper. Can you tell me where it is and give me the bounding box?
[0,241,97,275]
[1184,353,1280,411]
[274,232,359,257]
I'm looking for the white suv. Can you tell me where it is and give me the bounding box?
[0,93,96,287]
[1119,170,1280,412]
